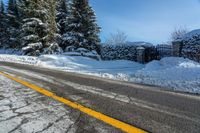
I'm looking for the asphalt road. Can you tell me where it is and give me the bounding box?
[0,62,200,133]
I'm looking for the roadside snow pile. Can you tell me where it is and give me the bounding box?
[63,49,101,60]
[38,55,144,78]
[133,57,200,93]
[0,54,200,93]
[0,54,38,65]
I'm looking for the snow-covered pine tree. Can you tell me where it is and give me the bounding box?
[0,0,4,13]
[19,0,62,56]
[63,0,100,52]
[56,0,70,50]
[0,0,5,47]
[83,2,101,51]
[0,0,9,48]
[43,0,62,54]
[19,0,49,56]
[7,0,21,49]
[57,0,69,35]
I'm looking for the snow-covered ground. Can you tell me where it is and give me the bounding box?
[0,54,200,94]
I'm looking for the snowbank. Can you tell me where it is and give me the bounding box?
[133,57,200,93]
[0,54,200,94]
[38,55,144,75]
[0,54,38,65]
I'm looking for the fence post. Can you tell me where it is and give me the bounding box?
[172,41,183,57]
[137,47,145,63]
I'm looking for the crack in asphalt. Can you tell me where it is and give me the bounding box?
[8,118,29,133]
[35,122,54,133]
[65,112,81,133]
[0,111,33,123]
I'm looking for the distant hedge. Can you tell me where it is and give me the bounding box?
[182,35,200,62]
[99,43,158,62]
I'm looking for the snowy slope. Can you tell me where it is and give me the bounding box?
[182,29,200,41]
[0,54,38,65]
[133,57,200,93]
[0,54,200,94]
[38,55,144,81]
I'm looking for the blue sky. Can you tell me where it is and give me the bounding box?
[90,0,200,44]
[3,0,200,44]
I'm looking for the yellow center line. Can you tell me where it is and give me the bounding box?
[0,71,148,133]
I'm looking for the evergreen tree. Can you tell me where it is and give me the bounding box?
[84,4,101,51]
[7,0,21,49]
[57,0,69,35]
[8,0,19,16]
[19,0,61,56]
[63,0,101,52]
[44,0,62,54]
[0,0,9,48]
[0,0,4,13]
[56,0,71,50]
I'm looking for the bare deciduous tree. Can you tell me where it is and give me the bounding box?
[171,27,188,41]
[105,30,127,45]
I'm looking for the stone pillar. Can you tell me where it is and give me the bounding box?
[172,41,183,57]
[137,46,145,63]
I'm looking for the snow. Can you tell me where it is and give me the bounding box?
[76,47,90,52]
[182,29,200,40]
[102,41,153,47]
[133,57,200,93]
[63,49,100,60]
[0,54,200,94]
[22,42,43,51]
[23,18,46,27]
[0,54,38,65]
[38,55,143,75]
[23,35,39,41]
[126,41,153,47]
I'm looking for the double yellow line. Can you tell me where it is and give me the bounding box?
[0,71,147,133]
